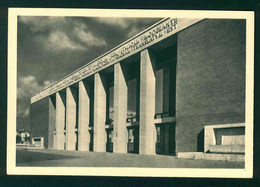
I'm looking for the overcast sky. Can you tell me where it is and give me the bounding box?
[17,16,162,131]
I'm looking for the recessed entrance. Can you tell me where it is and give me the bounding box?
[89,130,93,151]
[75,131,78,151]
[127,126,139,154]
[155,123,175,155]
[106,128,113,152]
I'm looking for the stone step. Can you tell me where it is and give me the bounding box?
[177,152,244,162]
[208,145,245,153]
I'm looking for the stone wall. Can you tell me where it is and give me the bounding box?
[30,97,49,148]
[176,19,246,152]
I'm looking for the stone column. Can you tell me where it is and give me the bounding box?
[94,73,106,152]
[66,87,77,150]
[55,92,66,150]
[139,49,156,155]
[113,63,128,153]
[78,81,90,151]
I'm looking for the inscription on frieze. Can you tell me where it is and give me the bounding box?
[31,18,203,103]
[48,18,178,94]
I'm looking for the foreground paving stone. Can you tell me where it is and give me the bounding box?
[16,149,244,168]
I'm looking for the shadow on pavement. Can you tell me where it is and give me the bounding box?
[16,149,77,165]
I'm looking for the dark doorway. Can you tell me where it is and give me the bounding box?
[197,129,204,152]
[127,126,139,154]
[75,131,78,151]
[64,133,66,150]
[155,123,175,155]
[89,130,93,151]
[106,128,113,152]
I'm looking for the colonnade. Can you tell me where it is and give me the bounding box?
[53,49,157,155]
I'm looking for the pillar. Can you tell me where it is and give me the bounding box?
[94,73,106,152]
[113,63,128,153]
[55,92,65,150]
[78,81,90,151]
[139,49,156,155]
[66,87,77,150]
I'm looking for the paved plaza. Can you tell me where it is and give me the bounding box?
[16,149,244,168]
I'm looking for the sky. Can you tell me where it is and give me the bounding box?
[17,16,162,131]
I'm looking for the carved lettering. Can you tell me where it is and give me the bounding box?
[32,18,179,103]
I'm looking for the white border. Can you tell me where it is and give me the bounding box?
[7,8,254,178]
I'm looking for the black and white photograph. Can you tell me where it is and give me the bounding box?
[7,9,254,177]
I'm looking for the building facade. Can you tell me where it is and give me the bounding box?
[30,18,246,156]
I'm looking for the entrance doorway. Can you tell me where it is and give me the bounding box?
[64,133,66,150]
[75,132,78,151]
[89,130,93,151]
[155,123,175,155]
[127,126,139,154]
[106,129,113,152]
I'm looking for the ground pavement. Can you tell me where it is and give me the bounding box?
[16,148,244,168]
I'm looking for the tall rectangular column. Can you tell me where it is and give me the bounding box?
[113,63,128,153]
[139,49,156,155]
[94,73,106,152]
[78,81,90,151]
[66,87,77,150]
[55,92,65,150]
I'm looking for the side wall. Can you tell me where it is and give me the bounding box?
[176,19,246,152]
[30,97,56,148]
[30,97,50,148]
